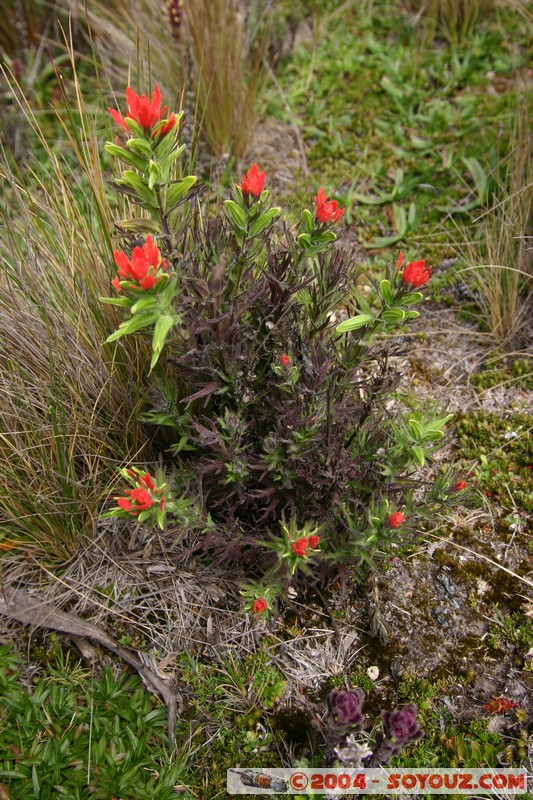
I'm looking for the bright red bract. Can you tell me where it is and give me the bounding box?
[113,235,167,292]
[314,187,345,224]
[108,84,176,137]
[253,597,268,613]
[388,511,405,529]
[397,252,431,288]
[292,536,309,556]
[240,163,266,197]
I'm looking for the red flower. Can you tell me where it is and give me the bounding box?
[129,488,154,509]
[116,487,155,515]
[281,354,290,367]
[313,187,345,224]
[108,84,176,138]
[253,597,268,614]
[451,480,467,492]
[113,235,168,291]
[240,163,266,197]
[388,512,405,529]
[308,534,320,549]
[292,536,309,556]
[139,472,155,491]
[397,252,431,288]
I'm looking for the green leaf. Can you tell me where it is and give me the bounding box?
[313,230,337,244]
[302,208,314,234]
[393,204,407,234]
[104,142,147,172]
[462,157,489,199]
[411,445,426,467]
[116,171,158,206]
[379,279,394,305]
[32,765,40,798]
[124,117,145,138]
[409,418,423,441]
[402,291,424,305]
[297,233,312,248]
[382,308,406,323]
[147,159,160,191]
[159,143,186,176]
[164,175,197,213]
[130,295,160,315]
[405,310,420,320]
[336,313,374,333]
[224,199,248,231]
[126,137,153,158]
[99,295,133,307]
[150,314,178,372]
[106,312,159,342]
[248,207,280,237]
[117,217,161,234]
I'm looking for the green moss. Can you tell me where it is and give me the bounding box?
[470,360,533,391]
[455,410,533,512]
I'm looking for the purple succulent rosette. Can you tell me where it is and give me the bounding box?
[362,703,424,768]
[381,703,423,745]
[327,688,365,729]
[325,688,366,767]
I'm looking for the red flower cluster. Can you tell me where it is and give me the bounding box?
[292,534,320,557]
[115,472,165,516]
[388,511,405,529]
[108,84,176,138]
[280,353,290,367]
[113,236,168,292]
[397,252,431,288]
[314,187,345,224]
[451,480,467,492]
[253,597,268,614]
[240,163,266,197]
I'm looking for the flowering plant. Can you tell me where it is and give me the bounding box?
[103,467,169,529]
[100,84,467,619]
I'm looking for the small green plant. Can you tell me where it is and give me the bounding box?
[0,645,191,799]
[455,410,532,512]
[97,84,467,615]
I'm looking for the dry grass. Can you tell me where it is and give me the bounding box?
[63,0,184,99]
[401,0,529,42]
[406,0,496,43]
[182,0,269,160]
[460,96,532,348]
[0,57,152,563]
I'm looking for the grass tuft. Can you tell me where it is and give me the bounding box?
[460,96,532,347]
[0,61,151,562]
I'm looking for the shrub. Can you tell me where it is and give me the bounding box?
[96,83,468,613]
